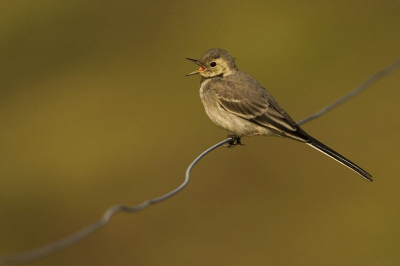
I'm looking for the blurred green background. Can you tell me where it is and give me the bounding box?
[1,1,399,265]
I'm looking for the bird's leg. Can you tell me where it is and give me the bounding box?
[223,135,245,148]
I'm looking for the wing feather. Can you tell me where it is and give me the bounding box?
[214,75,310,142]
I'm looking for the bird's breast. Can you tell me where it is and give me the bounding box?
[199,79,266,137]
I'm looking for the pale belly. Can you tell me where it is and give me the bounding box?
[199,79,276,137]
[204,103,274,137]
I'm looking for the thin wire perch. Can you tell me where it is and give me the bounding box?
[0,59,399,266]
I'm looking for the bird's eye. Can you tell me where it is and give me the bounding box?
[210,62,217,67]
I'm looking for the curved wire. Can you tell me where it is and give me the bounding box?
[0,138,233,266]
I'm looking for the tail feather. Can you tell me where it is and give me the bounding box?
[307,137,373,182]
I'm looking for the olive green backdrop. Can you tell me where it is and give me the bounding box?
[1,1,399,265]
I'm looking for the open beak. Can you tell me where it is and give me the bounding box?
[186,58,205,76]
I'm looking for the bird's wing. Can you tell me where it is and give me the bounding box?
[215,77,310,142]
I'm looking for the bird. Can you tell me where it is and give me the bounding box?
[186,48,372,182]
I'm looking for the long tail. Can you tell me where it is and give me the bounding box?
[307,137,373,182]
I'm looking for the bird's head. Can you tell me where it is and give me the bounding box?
[186,49,238,78]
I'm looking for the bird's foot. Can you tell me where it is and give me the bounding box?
[223,136,245,148]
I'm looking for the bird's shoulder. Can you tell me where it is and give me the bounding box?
[199,71,270,118]
[202,70,305,137]
[201,71,270,100]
